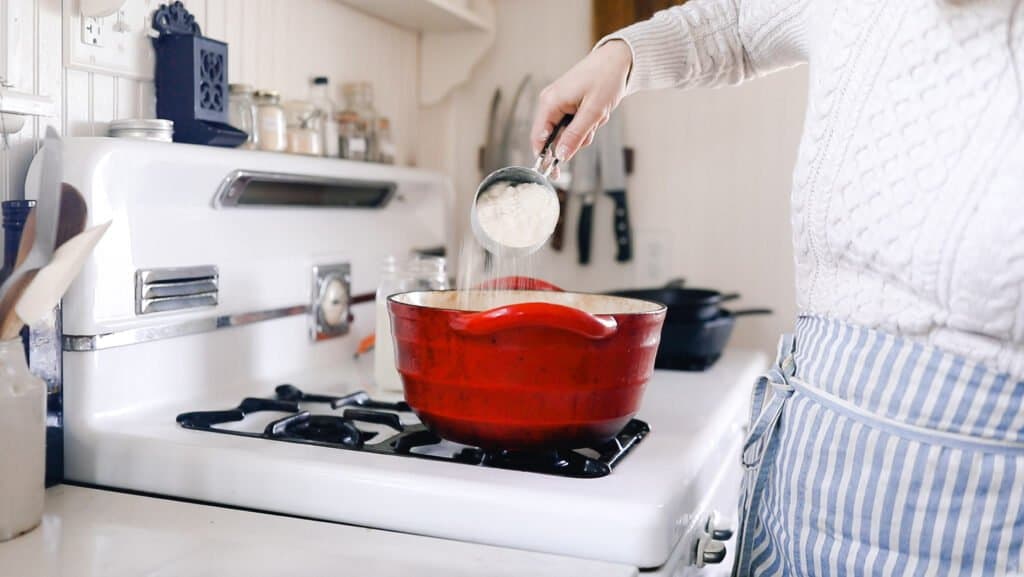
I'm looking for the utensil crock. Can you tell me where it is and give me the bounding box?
[0,338,45,541]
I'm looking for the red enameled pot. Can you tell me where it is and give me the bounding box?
[387,284,666,450]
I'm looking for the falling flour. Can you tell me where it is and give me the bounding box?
[475,182,559,250]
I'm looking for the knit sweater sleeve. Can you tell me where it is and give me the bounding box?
[599,0,811,94]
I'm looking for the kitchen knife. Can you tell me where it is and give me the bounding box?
[499,75,534,168]
[482,88,502,174]
[598,112,633,262]
[571,142,599,265]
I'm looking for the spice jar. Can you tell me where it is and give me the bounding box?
[309,76,339,158]
[254,90,287,152]
[338,82,377,161]
[228,83,259,149]
[370,117,395,164]
[283,100,323,156]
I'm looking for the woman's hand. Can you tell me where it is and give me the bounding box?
[531,40,633,171]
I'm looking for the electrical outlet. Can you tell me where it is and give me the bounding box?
[66,0,157,79]
[633,229,671,286]
[81,16,103,47]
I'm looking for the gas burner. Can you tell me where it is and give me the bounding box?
[177,386,649,479]
[266,413,370,447]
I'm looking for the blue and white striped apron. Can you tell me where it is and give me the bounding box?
[735,316,1024,577]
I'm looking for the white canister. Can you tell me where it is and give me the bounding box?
[0,339,45,541]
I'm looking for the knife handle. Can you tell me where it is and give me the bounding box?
[608,191,632,262]
[578,201,594,266]
[551,188,568,251]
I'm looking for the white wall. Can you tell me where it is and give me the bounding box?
[0,0,420,200]
[445,0,808,352]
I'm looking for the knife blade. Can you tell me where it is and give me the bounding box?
[571,143,599,265]
[598,112,632,262]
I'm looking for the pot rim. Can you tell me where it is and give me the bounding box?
[388,289,668,316]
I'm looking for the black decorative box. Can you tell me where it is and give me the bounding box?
[151,2,246,147]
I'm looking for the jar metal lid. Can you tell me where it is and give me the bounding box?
[109,118,174,132]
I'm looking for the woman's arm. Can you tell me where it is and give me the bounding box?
[531,0,811,164]
[610,0,810,93]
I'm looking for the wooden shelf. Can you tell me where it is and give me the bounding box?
[336,0,491,33]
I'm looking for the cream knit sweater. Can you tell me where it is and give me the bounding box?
[606,0,1024,378]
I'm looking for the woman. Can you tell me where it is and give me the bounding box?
[531,1,1024,575]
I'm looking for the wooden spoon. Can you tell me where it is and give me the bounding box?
[13,221,110,331]
[0,184,89,340]
[56,183,87,249]
[0,270,38,340]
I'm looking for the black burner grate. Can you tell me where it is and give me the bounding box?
[176,385,649,479]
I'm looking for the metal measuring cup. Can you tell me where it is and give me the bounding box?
[471,115,573,256]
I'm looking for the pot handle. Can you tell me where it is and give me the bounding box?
[730,308,773,317]
[450,302,618,340]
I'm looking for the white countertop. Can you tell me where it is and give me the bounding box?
[0,485,637,577]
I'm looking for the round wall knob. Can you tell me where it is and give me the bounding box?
[318,275,349,327]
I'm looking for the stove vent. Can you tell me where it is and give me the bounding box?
[135,266,219,315]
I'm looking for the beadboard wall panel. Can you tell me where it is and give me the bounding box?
[2,0,420,200]
[1,0,61,201]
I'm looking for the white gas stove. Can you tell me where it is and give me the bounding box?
[41,138,766,575]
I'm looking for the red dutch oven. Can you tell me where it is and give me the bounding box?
[387,281,667,450]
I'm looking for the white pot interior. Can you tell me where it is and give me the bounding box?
[391,290,665,315]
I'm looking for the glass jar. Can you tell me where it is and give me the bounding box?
[338,82,377,161]
[309,76,339,158]
[374,255,449,392]
[370,117,395,164]
[0,339,46,542]
[374,256,408,392]
[228,83,259,149]
[283,100,322,156]
[254,90,287,152]
[407,254,448,290]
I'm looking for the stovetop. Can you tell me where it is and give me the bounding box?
[176,385,649,479]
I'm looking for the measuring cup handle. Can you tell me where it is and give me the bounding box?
[540,115,574,157]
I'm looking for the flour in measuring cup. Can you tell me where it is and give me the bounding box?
[475,182,558,250]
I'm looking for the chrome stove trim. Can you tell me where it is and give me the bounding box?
[213,169,396,209]
[62,304,309,352]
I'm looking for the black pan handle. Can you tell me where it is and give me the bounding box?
[718,293,741,303]
[607,190,632,262]
[578,201,594,265]
[730,308,773,317]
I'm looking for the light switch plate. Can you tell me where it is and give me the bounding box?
[64,0,157,79]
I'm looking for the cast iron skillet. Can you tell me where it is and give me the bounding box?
[607,279,740,322]
[655,308,772,371]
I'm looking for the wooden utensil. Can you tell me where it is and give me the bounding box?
[56,183,87,248]
[12,222,110,333]
[0,270,38,340]
[0,128,62,299]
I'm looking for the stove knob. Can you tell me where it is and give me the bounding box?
[706,510,735,541]
[319,276,349,327]
[311,263,351,341]
[695,535,727,568]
